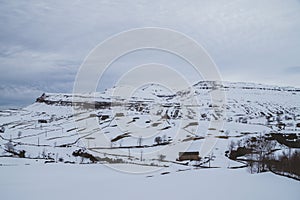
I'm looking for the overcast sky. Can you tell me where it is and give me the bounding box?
[1,0,300,108]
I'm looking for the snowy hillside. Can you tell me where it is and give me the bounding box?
[0,81,300,199]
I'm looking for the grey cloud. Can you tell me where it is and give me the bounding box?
[284,66,300,74]
[0,85,43,109]
[1,0,300,107]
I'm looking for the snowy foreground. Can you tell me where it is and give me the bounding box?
[0,161,299,200]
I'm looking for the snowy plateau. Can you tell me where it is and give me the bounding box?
[0,81,300,200]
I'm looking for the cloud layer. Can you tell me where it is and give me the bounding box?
[1,0,300,107]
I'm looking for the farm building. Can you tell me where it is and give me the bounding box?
[177,151,200,161]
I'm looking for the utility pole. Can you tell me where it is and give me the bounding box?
[138,137,143,146]
[140,150,143,161]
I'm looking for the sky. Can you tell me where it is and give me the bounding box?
[1,0,300,108]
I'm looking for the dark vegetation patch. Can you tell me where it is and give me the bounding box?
[182,136,204,142]
[227,134,300,180]
[160,126,171,130]
[268,133,300,148]
[111,133,131,142]
[66,127,77,132]
[215,136,229,139]
[72,149,98,163]
[72,149,124,164]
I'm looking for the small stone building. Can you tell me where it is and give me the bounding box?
[177,151,200,161]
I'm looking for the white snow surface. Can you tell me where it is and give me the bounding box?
[0,163,299,200]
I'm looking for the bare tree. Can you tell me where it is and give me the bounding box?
[140,150,143,161]
[137,137,143,146]
[4,141,14,152]
[158,154,166,162]
[18,131,22,138]
[154,136,162,145]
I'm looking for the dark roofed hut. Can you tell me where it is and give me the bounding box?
[177,151,200,161]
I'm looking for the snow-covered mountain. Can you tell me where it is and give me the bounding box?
[0,81,299,177]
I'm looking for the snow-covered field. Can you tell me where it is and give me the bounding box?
[0,162,299,200]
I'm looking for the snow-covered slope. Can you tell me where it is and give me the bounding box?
[0,81,299,176]
[1,81,300,200]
